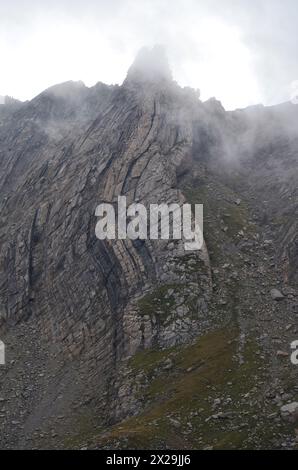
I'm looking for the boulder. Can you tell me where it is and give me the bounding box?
[270,289,285,301]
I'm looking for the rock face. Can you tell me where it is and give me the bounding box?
[0,48,297,449]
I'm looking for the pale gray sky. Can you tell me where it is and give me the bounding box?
[1,0,298,110]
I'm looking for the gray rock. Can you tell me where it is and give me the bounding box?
[280,402,298,414]
[0,46,298,450]
[280,403,298,423]
[270,289,285,301]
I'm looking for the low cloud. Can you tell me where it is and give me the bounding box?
[0,0,297,110]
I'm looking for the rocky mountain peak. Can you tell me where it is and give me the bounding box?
[125,45,172,85]
[0,52,297,450]
[0,95,22,106]
[39,80,86,100]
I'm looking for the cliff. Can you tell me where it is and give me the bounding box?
[0,48,297,449]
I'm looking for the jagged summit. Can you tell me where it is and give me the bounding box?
[35,80,87,101]
[125,45,172,84]
[0,95,21,106]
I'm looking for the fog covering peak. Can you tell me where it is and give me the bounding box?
[125,45,172,84]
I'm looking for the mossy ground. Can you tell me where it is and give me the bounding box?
[137,271,208,325]
[137,284,186,324]
[93,327,291,449]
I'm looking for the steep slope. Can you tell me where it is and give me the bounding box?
[0,48,297,449]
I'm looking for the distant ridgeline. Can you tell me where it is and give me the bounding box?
[0,95,22,106]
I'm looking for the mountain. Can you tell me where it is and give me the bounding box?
[0,47,297,449]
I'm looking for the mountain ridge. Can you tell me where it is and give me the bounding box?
[0,50,297,449]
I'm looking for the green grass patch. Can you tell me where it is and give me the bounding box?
[93,327,279,450]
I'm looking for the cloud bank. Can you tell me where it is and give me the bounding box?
[0,0,297,110]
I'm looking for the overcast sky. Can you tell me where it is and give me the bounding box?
[0,0,298,110]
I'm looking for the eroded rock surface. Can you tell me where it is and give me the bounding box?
[0,48,297,449]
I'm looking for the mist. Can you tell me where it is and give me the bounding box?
[1,0,298,110]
